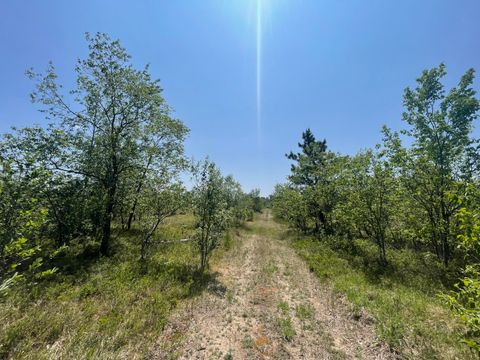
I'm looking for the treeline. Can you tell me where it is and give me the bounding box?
[272,64,480,349]
[0,33,262,295]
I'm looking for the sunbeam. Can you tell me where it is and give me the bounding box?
[216,0,285,149]
[256,0,262,148]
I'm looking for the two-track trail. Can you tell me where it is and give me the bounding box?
[155,212,395,360]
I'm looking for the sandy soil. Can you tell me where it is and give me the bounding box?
[154,213,397,360]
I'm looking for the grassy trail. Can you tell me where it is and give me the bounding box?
[155,212,393,359]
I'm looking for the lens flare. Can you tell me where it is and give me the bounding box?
[256,0,262,148]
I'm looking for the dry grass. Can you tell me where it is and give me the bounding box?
[156,212,392,359]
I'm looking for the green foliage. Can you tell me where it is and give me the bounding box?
[383,64,479,266]
[272,184,310,233]
[285,130,344,234]
[24,32,188,256]
[223,175,255,225]
[248,188,264,213]
[191,160,254,270]
[444,205,480,351]
[0,33,198,356]
[193,160,231,270]
[340,149,396,264]
[445,265,480,351]
[276,65,480,269]
[0,161,57,294]
[137,183,188,261]
[273,65,480,355]
[286,128,328,188]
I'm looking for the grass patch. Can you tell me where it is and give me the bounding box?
[277,301,290,314]
[262,260,279,276]
[277,316,296,341]
[241,335,254,349]
[295,304,314,321]
[291,237,474,359]
[0,214,232,359]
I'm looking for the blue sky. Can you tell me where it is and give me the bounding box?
[1,0,480,195]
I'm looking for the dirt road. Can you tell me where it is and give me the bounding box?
[155,213,395,359]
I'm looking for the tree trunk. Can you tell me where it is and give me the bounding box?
[200,239,207,271]
[127,203,136,230]
[440,219,450,267]
[100,183,116,256]
[379,235,387,265]
[440,197,450,267]
[441,234,449,267]
[127,155,153,230]
[140,238,147,261]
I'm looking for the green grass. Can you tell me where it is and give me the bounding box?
[291,236,474,359]
[0,214,232,359]
[295,304,314,321]
[277,315,296,341]
[276,316,296,341]
[276,300,295,341]
[277,301,290,315]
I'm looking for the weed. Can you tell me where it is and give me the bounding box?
[277,316,296,341]
[295,304,314,321]
[241,335,254,349]
[226,289,235,304]
[263,260,278,276]
[277,301,290,314]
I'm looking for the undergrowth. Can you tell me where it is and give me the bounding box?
[291,235,475,359]
[0,214,233,359]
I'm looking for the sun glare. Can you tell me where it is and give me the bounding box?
[256,0,262,148]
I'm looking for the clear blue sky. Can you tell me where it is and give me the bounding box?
[1,1,480,195]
